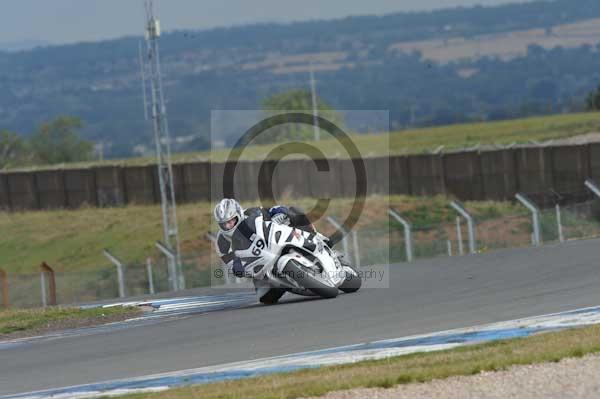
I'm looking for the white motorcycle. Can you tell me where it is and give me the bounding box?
[231,214,361,301]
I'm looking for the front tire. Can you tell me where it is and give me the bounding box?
[283,260,338,299]
[339,265,362,293]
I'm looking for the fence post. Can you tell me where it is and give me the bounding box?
[585,179,600,199]
[516,193,541,246]
[156,241,179,291]
[103,249,126,298]
[146,257,155,295]
[40,262,57,307]
[0,268,8,308]
[450,201,477,254]
[388,209,413,262]
[351,231,361,268]
[326,217,351,262]
[447,240,452,256]
[555,204,564,243]
[40,271,46,308]
[455,217,464,255]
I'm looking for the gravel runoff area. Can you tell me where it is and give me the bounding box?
[306,354,600,399]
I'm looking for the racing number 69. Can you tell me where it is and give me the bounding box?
[252,238,265,256]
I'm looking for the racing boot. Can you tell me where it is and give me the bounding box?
[253,278,286,305]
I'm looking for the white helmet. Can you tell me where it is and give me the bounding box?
[214,198,244,239]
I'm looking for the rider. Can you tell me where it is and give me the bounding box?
[213,198,330,304]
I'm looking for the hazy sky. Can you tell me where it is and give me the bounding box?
[1,0,532,45]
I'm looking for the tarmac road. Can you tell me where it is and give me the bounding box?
[2,238,600,395]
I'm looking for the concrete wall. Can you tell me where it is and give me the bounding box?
[35,171,66,209]
[6,172,38,210]
[0,143,596,211]
[95,166,126,207]
[64,169,96,208]
[181,162,210,202]
[443,151,484,200]
[0,173,11,210]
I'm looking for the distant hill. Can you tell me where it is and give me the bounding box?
[0,39,49,52]
[2,0,600,158]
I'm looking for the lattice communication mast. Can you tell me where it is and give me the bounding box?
[140,0,184,290]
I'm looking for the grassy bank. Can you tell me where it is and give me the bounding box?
[5,112,600,171]
[118,324,600,399]
[0,306,140,338]
[0,196,525,274]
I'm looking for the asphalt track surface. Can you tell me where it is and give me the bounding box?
[2,238,600,395]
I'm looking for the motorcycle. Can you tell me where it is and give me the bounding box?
[231,215,361,301]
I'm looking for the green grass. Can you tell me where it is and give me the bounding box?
[0,196,525,274]
[0,203,213,274]
[5,112,600,171]
[0,306,139,336]
[116,324,600,399]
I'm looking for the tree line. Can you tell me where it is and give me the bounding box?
[0,116,94,169]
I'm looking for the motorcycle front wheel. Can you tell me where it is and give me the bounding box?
[339,265,362,293]
[283,259,339,299]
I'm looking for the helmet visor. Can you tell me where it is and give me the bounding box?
[219,216,239,231]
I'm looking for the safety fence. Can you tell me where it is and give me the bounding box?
[1,254,215,309]
[339,200,600,269]
[2,197,600,309]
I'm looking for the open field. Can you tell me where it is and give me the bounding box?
[0,196,525,274]
[390,18,600,64]
[0,306,140,338]
[258,17,600,72]
[5,112,600,172]
[117,325,600,399]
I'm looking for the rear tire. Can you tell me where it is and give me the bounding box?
[283,260,338,299]
[339,265,362,293]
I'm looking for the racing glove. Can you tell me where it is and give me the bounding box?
[269,206,290,225]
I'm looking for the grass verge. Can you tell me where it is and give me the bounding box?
[119,324,600,399]
[0,195,525,274]
[0,306,141,338]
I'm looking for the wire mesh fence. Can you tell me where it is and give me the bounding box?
[3,200,600,309]
[552,201,600,242]
[358,199,600,267]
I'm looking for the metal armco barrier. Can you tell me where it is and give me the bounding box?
[0,268,8,308]
[40,262,57,307]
